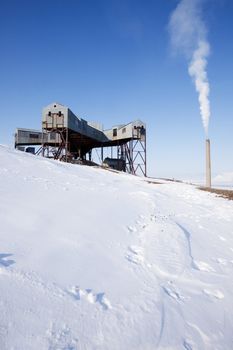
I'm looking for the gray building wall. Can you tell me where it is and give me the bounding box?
[18,103,146,148]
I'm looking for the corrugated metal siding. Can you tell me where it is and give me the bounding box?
[103,120,146,141]
[15,129,61,145]
[41,103,146,144]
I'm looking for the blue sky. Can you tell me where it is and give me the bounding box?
[0,0,232,179]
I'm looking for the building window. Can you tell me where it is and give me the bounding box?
[113,128,117,137]
[50,132,56,140]
[29,133,39,139]
[122,127,126,134]
[19,130,28,137]
[140,126,145,135]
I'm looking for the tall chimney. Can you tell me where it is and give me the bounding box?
[206,139,211,188]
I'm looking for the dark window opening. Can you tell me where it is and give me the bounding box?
[113,128,117,137]
[19,131,28,137]
[29,133,39,139]
[122,127,126,134]
[50,133,56,140]
[140,127,145,135]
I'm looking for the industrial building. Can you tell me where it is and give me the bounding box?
[15,102,147,176]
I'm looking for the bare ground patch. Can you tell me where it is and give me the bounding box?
[199,187,233,201]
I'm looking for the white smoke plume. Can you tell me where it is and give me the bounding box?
[169,0,210,135]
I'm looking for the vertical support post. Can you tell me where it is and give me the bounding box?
[42,130,44,157]
[128,127,146,177]
[128,140,134,174]
[65,127,68,162]
[120,145,124,159]
[101,146,103,163]
[144,129,147,177]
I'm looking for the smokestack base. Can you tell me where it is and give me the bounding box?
[206,139,211,188]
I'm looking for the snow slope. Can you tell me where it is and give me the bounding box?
[0,145,233,350]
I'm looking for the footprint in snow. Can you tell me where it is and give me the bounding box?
[139,214,146,219]
[47,323,78,350]
[0,253,15,267]
[192,260,215,272]
[136,220,148,229]
[162,282,185,301]
[68,286,112,310]
[150,214,156,222]
[183,338,196,350]
[215,258,227,266]
[127,226,137,233]
[125,246,144,265]
[203,289,224,300]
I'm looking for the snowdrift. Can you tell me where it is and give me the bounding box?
[0,145,233,349]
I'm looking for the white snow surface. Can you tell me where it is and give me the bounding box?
[1,145,233,350]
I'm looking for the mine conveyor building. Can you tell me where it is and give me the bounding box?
[15,102,147,176]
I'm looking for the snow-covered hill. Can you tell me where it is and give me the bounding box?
[0,145,233,350]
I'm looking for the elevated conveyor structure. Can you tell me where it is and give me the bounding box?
[15,102,147,176]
